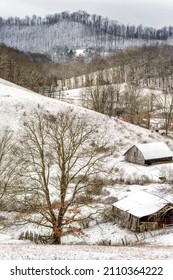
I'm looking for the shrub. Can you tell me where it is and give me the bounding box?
[76,194,93,204]
[85,176,105,195]
[100,207,114,223]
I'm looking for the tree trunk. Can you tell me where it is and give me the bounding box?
[52,224,62,244]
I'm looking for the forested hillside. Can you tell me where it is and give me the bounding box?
[1,10,173,93]
[0,44,56,93]
[0,11,173,62]
[1,43,173,96]
[58,44,173,92]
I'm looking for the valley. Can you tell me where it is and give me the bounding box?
[0,78,173,259]
[1,9,173,260]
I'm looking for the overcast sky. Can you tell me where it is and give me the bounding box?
[1,0,173,28]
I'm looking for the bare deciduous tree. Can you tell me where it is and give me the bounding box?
[123,85,153,127]
[0,129,27,234]
[17,108,109,244]
[0,129,19,208]
[82,84,120,116]
[155,91,173,135]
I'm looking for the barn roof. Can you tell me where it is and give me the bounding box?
[125,142,173,160]
[113,190,172,218]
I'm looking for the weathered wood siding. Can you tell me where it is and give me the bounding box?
[112,206,139,231]
[124,146,145,165]
[112,204,173,232]
[112,206,160,232]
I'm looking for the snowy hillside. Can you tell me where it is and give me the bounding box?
[0,11,172,62]
[1,78,173,259]
[0,77,171,153]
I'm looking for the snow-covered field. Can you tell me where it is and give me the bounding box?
[1,219,173,259]
[1,78,173,259]
[1,243,173,260]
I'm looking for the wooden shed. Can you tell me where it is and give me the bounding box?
[112,190,173,232]
[124,142,173,165]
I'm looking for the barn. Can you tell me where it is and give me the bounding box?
[112,190,173,232]
[124,142,173,165]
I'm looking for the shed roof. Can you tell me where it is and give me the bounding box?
[113,190,172,218]
[125,142,173,160]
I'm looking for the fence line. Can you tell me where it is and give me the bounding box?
[19,231,55,244]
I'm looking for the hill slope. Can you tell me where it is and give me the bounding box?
[1,77,173,187]
[1,11,173,61]
[0,78,166,146]
[1,79,173,256]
